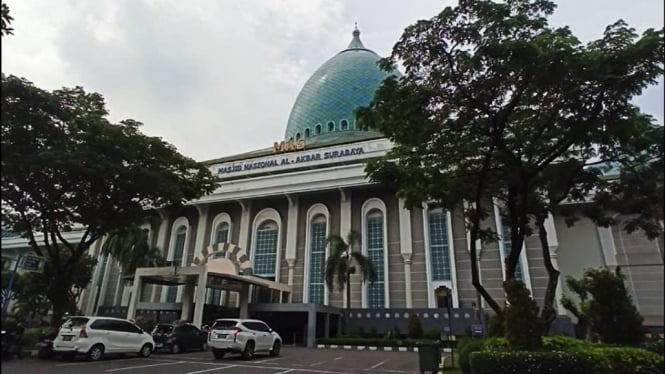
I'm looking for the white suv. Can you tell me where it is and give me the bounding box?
[208,318,281,360]
[52,316,155,361]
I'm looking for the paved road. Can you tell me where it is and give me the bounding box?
[1,347,422,374]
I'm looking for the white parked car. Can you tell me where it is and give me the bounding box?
[208,318,281,360]
[52,316,154,361]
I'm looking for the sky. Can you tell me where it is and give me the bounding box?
[2,0,663,162]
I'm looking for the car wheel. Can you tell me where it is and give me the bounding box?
[270,340,281,357]
[139,343,153,358]
[87,344,104,361]
[170,343,180,354]
[212,349,225,359]
[241,341,254,360]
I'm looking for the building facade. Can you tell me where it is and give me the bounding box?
[2,28,663,342]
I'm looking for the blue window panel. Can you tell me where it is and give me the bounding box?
[366,214,385,308]
[166,231,186,302]
[428,211,451,281]
[207,289,221,305]
[254,223,278,278]
[215,227,228,244]
[308,221,327,304]
[96,254,109,287]
[500,217,524,282]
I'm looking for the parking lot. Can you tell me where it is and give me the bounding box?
[0,347,422,374]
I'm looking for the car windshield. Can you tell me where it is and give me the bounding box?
[61,317,89,329]
[153,325,174,334]
[212,320,237,330]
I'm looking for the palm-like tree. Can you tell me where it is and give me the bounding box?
[101,224,166,278]
[325,231,377,319]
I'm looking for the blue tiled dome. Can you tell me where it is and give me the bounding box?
[284,28,400,146]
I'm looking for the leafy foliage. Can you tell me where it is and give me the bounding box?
[1,75,218,323]
[469,351,595,374]
[101,222,166,276]
[561,267,647,345]
[324,231,377,303]
[355,0,664,317]
[503,279,543,350]
[1,3,13,36]
[407,314,423,339]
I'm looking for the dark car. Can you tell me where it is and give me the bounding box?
[151,323,207,353]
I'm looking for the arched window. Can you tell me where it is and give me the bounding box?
[327,122,335,132]
[341,120,348,130]
[428,210,452,281]
[166,226,187,302]
[315,124,322,135]
[253,220,279,280]
[305,128,310,137]
[308,214,327,304]
[365,209,385,308]
[296,133,301,140]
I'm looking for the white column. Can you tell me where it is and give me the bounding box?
[285,195,298,291]
[544,214,565,314]
[127,271,143,321]
[113,262,123,306]
[192,269,207,327]
[398,198,413,308]
[194,205,210,259]
[181,279,195,322]
[402,254,413,308]
[286,259,296,302]
[154,209,170,302]
[339,189,351,308]
[238,200,252,253]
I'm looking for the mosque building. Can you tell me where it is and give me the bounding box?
[2,28,663,345]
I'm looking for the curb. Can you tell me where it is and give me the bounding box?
[316,345,453,353]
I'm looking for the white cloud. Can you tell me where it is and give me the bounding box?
[2,0,662,161]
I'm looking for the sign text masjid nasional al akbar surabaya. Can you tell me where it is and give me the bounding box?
[217,139,365,175]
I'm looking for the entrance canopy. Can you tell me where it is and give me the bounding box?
[126,243,291,326]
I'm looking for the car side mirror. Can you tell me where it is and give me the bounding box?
[268,328,273,333]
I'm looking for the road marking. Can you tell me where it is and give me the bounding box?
[55,358,149,367]
[254,357,284,363]
[185,365,235,374]
[274,370,294,374]
[106,361,186,372]
[369,360,388,369]
[309,360,327,367]
[334,356,343,360]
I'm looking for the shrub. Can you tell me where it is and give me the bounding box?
[642,339,664,355]
[503,279,543,350]
[543,336,664,374]
[458,338,487,374]
[562,267,647,345]
[22,326,56,348]
[486,312,504,337]
[423,328,440,341]
[469,351,596,374]
[316,337,440,347]
[407,314,423,339]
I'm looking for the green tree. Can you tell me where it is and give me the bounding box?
[356,0,664,317]
[503,279,543,350]
[1,75,219,324]
[407,314,424,339]
[101,220,167,277]
[1,3,13,37]
[325,231,377,332]
[561,267,646,345]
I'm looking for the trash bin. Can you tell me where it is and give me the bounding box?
[417,342,441,374]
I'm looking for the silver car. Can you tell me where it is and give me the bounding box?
[207,318,281,360]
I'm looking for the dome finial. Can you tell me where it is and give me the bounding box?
[348,22,364,49]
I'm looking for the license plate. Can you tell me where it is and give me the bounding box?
[216,334,227,339]
[62,335,73,341]
[155,343,163,348]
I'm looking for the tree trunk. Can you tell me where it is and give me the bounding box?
[344,270,351,335]
[47,266,77,327]
[537,217,560,334]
